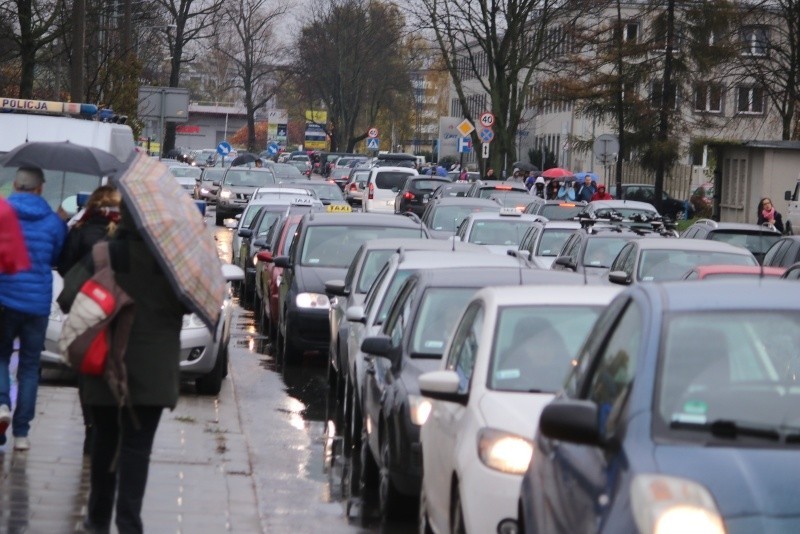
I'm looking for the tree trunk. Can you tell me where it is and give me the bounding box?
[162,41,183,155]
[70,0,85,102]
[653,0,676,216]
[614,0,625,194]
[17,0,36,98]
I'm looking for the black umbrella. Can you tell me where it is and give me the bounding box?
[230,152,259,166]
[512,161,539,172]
[0,141,124,176]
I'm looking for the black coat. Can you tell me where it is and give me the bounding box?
[57,215,112,277]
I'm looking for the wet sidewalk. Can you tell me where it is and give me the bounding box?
[0,376,262,533]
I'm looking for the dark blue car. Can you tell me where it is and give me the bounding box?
[520,279,800,534]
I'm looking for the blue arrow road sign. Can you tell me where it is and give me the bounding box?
[458,137,472,153]
[267,142,279,155]
[217,141,232,156]
[479,128,494,143]
[366,138,380,150]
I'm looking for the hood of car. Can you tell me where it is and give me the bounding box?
[483,244,519,256]
[295,266,347,294]
[224,185,259,193]
[477,391,554,439]
[653,444,800,520]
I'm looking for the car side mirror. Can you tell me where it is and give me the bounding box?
[256,250,273,263]
[608,270,632,285]
[238,228,253,238]
[786,190,793,201]
[554,256,576,271]
[252,238,268,249]
[273,256,291,269]
[325,279,349,297]
[361,335,392,358]
[539,400,601,446]
[220,263,245,282]
[419,370,466,405]
[346,305,365,323]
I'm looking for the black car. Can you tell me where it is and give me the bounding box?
[551,224,666,276]
[375,153,417,168]
[608,183,693,220]
[359,267,589,520]
[394,176,450,216]
[524,198,587,220]
[431,182,472,200]
[273,213,430,364]
[420,197,502,239]
[762,235,800,268]
[681,218,782,264]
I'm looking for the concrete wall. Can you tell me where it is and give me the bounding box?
[175,114,247,151]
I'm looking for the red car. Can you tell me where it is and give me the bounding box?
[255,213,304,337]
[682,264,785,280]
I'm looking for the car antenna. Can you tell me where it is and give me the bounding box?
[759,216,765,282]
[452,217,457,251]
[516,225,523,286]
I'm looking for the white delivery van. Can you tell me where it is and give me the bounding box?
[0,97,136,211]
[364,166,418,213]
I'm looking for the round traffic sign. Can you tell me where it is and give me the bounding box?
[368,127,379,138]
[479,112,495,128]
[216,141,232,156]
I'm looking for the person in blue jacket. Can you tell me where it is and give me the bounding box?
[0,167,67,451]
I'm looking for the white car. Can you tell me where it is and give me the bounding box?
[363,166,417,213]
[417,285,621,534]
[44,263,244,395]
[454,209,547,255]
[517,220,582,268]
[169,164,202,195]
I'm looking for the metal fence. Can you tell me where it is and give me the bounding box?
[620,162,695,200]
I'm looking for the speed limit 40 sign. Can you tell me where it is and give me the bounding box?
[479,112,495,128]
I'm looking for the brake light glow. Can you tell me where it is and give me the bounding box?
[368,182,374,200]
[560,203,576,207]
[349,183,358,191]
[496,185,513,190]
[403,192,414,200]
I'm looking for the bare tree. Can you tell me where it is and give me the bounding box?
[217,0,288,152]
[294,0,413,152]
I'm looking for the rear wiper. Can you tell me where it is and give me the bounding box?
[671,419,781,442]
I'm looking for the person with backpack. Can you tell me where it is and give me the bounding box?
[0,167,67,451]
[58,200,186,533]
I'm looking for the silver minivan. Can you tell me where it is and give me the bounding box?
[363,166,417,213]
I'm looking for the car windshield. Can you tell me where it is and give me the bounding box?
[438,184,471,197]
[638,250,756,281]
[202,169,225,182]
[708,230,781,256]
[583,237,630,268]
[356,250,396,294]
[170,166,202,178]
[302,183,344,201]
[467,220,534,246]
[410,288,476,356]
[490,192,531,208]
[478,186,522,199]
[540,204,584,220]
[536,229,575,257]
[223,169,276,187]
[300,226,421,267]
[490,305,602,392]
[656,311,800,445]
[270,164,303,181]
[431,205,500,232]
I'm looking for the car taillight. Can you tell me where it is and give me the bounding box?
[349,183,358,191]
[368,182,374,200]
[403,192,414,200]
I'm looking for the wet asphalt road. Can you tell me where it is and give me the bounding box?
[210,206,414,533]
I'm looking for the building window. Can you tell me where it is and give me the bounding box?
[649,80,678,109]
[736,86,764,114]
[694,83,723,113]
[623,22,639,42]
[451,98,462,117]
[741,26,768,56]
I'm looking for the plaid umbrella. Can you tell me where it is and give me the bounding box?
[113,152,225,331]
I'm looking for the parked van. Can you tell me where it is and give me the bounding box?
[364,166,418,213]
[0,97,136,212]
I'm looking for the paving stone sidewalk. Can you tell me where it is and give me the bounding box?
[0,374,262,533]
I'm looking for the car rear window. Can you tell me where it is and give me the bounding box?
[411,179,448,192]
[638,250,756,281]
[708,230,781,256]
[536,228,575,257]
[478,185,524,198]
[540,204,584,220]
[410,288,476,355]
[467,220,535,246]
[300,226,421,267]
[375,171,413,190]
[431,205,501,232]
[171,167,202,178]
[583,237,630,268]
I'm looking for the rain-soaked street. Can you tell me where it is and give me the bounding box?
[207,206,415,532]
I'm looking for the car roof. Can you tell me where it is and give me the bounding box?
[412,266,594,287]
[370,166,418,173]
[690,265,785,277]
[632,237,754,253]
[301,212,424,227]
[464,212,545,222]
[543,221,583,229]
[477,182,527,190]
[588,199,657,211]
[474,285,623,308]
[393,250,527,270]
[410,175,449,182]
[691,220,782,234]
[430,197,501,207]
[359,238,482,253]
[641,279,800,312]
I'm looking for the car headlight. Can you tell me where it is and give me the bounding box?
[182,313,206,329]
[49,301,65,322]
[220,189,232,199]
[276,274,282,287]
[295,292,330,309]
[252,254,259,266]
[477,428,533,475]
[200,187,210,195]
[408,394,432,426]
[631,474,725,534]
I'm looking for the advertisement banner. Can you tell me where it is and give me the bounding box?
[437,117,462,159]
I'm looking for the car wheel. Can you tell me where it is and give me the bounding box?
[215,210,225,226]
[359,424,379,525]
[342,378,353,453]
[221,346,229,379]
[450,484,466,534]
[379,427,410,521]
[195,343,225,395]
[282,319,300,365]
[419,482,434,534]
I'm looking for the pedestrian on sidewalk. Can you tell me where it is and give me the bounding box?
[57,185,122,455]
[59,200,186,534]
[0,167,67,451]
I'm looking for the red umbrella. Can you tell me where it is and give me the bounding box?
[541,167,574,179]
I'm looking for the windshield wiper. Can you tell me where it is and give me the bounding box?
[671,419,781,442]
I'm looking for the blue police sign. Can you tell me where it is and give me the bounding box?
[458,137,472,153]
[267,142,279,155]
[366,138,380,150]
[217,141,232,156]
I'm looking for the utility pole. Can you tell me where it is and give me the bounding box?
[69,0,85,101]
[654,0,676,216]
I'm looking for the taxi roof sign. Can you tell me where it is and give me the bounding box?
[499,207,522,216]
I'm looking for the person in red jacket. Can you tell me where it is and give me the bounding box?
[591,184,614,201]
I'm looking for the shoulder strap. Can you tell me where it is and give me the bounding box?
[91,241,111,272]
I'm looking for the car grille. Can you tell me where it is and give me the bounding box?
[236,193,252,201]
